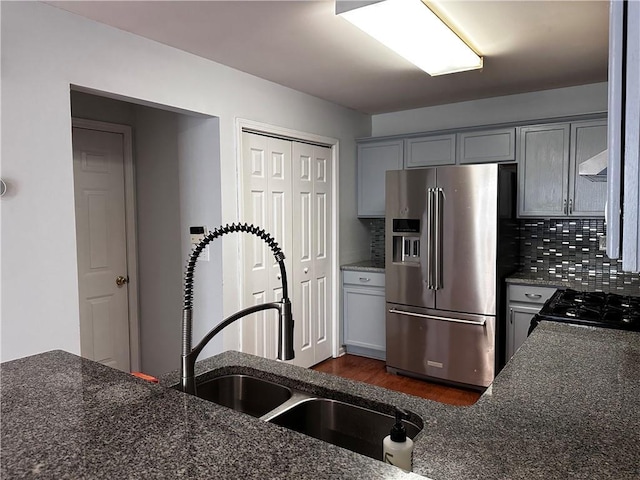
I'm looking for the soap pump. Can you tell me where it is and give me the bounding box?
[383,408,414,472]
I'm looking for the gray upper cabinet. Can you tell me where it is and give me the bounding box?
[518,120,607,218]
[357,139,403,217]
[607,0,640,272]
[569,120,608,216]
[404,134,456,168]
[518,123,570,217]
[457,127,516,164]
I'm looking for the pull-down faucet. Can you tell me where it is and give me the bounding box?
[180,223,295,395]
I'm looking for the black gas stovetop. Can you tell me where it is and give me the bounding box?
[534,288,640,332]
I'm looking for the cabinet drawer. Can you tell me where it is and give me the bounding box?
[343,270,385,288]
[508,284,556,305]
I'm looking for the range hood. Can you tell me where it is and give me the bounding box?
[578,149,608,182]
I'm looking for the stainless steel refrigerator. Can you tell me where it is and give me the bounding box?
[385,164,517,389]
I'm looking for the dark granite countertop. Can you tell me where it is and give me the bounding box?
[1,350,419,480]
[3,322,640,479]
[341,260,385,272]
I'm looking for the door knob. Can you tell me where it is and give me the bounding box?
[116,275,129,287]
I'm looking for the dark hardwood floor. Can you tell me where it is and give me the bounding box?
[312,354,481,406]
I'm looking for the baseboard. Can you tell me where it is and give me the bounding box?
[344,345,386,361]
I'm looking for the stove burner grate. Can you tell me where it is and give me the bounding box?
[537,288,640,331]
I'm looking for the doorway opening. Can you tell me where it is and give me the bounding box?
[70,89,221,376]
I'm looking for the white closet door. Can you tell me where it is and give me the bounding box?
[292,142,332,367]
[240,132,292,359]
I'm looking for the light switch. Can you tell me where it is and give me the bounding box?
[190,226,209,261]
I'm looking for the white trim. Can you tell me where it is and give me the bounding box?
[234,118,341,362]
[71,118,141,372]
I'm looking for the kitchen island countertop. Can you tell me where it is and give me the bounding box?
[2,322,640,479]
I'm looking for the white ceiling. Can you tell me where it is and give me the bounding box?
[47,0,609,115]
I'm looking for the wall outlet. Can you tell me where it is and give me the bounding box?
[599,235,607,251]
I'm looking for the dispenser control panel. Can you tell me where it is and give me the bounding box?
[392,219,421,264]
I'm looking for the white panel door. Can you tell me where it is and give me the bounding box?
[72,127,131,371]
[241,133,292,359]
[292,142,332,367]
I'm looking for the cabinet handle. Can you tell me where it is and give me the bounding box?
[525,293,542,300]
[569,198,573,215]
[359,277,370,282]
[563,198,567,214]
[510,308,514,324]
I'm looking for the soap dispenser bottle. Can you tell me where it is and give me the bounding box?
[383,408,414,472]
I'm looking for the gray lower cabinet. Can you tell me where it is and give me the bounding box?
[518,119,607,218]
[343,270,386,360]
[506,284,556,361]
[357,140,403,217]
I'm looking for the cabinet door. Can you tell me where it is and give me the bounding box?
[518,124,570,217]
[404,134,456,168]
[569,120,607,216]
[457,128,516,164]
[357,140,403,217]
[506,304,540,361]
[343,286,386,356]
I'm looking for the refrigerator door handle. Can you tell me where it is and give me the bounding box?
[388,308,487,326]
[434,188,444,290]
[426,187,435,289]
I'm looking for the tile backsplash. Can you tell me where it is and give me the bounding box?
[368,218,385,266]
[365,217,640,294]
[518,218,640,293]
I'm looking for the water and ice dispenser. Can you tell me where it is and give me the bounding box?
[391,219,421,264]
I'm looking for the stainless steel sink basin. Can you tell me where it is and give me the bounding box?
[195,374,293,418]
[268,398,422,461]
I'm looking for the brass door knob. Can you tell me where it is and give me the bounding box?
[116,275,129,287]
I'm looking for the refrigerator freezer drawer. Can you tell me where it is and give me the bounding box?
[386,304,496,388]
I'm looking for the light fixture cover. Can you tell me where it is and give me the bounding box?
[338,0,483,76]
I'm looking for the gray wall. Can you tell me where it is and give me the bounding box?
[371,83,608,136]
[134,106,184,376]
[177,116,223,363]
[2,2,370,364]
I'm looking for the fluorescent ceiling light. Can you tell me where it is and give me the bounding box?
[337,0,483,76]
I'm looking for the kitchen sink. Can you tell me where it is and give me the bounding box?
[194,374,293,418]
[186,373,422,462]
[268,398,422,461]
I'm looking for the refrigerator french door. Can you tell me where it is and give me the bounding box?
[385,165,512,389]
